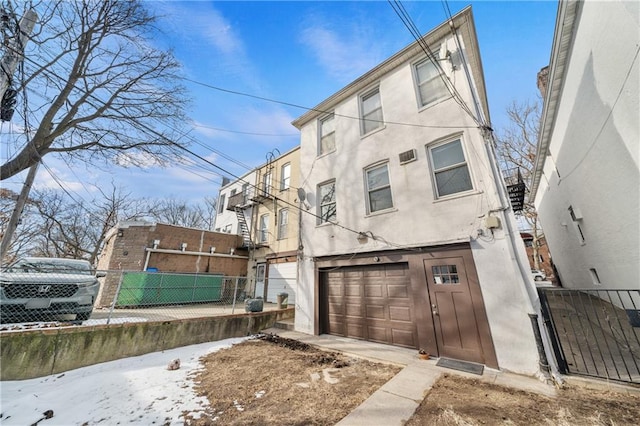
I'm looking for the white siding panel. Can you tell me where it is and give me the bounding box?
[267,262,297,304]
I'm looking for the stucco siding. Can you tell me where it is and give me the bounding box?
[534,0,639,290]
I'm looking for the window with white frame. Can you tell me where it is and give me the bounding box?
[262,171,272,195]
[259,214,269,243]
[242,183,249,204]
[414,58,449,107]
[318,181,336,224]
[365,163,393,213]
[218,194,226,213]
[319,114,335,155]
[280,163,291,190]
[360,88,383,134]
[278,208,289,240]
[428,139,473,197]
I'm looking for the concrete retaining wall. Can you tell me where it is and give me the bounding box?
[0,308,294,381]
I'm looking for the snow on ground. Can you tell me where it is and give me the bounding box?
[0,317,147,332]
[0,337,249,425]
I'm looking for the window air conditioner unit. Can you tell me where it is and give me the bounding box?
[399,149,417,164]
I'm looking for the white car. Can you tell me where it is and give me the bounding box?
[0,257,105,323]
[531,269,547,281]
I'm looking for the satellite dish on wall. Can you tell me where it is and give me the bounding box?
[297,188,306,202]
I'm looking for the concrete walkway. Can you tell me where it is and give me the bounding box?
[263,328,557,426]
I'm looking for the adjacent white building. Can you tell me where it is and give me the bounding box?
[292,7,541,375]
[214,170,257,245]
[531,0,639,291]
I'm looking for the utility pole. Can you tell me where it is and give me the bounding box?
[0,8,38,262]
[1,9,37,98]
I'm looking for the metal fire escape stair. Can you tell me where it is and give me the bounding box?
[234,206,253,248]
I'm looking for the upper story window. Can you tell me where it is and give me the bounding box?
[262,171,272,195]
[218,194,226,213]
[360,88,383,135]
[318,180,336,224]
[319,114,336,155]
[365,163,393,213]
[428,139,473,198]
[280,163,291,190]
[278,208,289,240]
[414,58,449,107]
[259,213,269,243]
[242,183,249,204]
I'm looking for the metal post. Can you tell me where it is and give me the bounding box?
[107,271,125,325]
[231,277,239,314]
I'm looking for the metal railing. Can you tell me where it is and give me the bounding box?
[0,270,283,330]
[538,287,640,384]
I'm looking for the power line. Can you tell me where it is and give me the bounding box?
[386,0,482,127]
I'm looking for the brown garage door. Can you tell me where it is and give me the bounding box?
[322,263,417,348]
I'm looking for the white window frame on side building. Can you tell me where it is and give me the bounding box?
[360,87,384,135]
[259,213,269,243]
[277,208,289,240]
[427,138,473,198]
[364,162,393,214]
[280,163,291,191]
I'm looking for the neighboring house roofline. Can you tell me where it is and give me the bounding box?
[530,0,582,199]
[253,145,300,172]
[219,146,301,191]
[291,6,489,129]
[219,169,257,192]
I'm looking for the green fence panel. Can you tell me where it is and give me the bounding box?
[116,272,223,307]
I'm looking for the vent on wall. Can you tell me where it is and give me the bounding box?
[399,149,417,164]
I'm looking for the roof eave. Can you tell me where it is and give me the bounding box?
[530,0,582,199]
[292,6,484,129]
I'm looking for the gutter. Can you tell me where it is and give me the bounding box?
[530,0,582,199]
[142,247,248,273]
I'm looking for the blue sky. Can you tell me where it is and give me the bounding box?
[4,1,558,205]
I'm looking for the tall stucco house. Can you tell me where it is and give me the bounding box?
[215,147,302,304]
[531,0,639,291]
[291,7,542,375]
[249,147,301,304]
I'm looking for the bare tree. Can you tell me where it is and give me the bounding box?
[0,188,41,264]
[28,184,152,264]
[1,0,188,180]
[495,99,545,271]
[149,197,217,230]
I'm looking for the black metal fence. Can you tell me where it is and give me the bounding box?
[538,287,640,384]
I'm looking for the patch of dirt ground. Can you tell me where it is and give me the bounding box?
[185,334,640,425]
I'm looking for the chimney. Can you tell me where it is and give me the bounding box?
[537,66,549,99]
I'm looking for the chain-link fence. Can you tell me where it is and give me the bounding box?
[1,266,281,329]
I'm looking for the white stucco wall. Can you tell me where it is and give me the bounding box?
[293,28,540,374]
[214,170,256,236]
[534,1,639,290]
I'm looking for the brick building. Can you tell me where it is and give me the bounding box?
[95,221,249,307]
[520,232,556,284]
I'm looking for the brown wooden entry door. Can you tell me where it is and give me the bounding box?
[423,257,484,364]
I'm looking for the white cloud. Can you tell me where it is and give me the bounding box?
[300,23,381,83]
[114,151,163,169]
[228,107,297,138]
